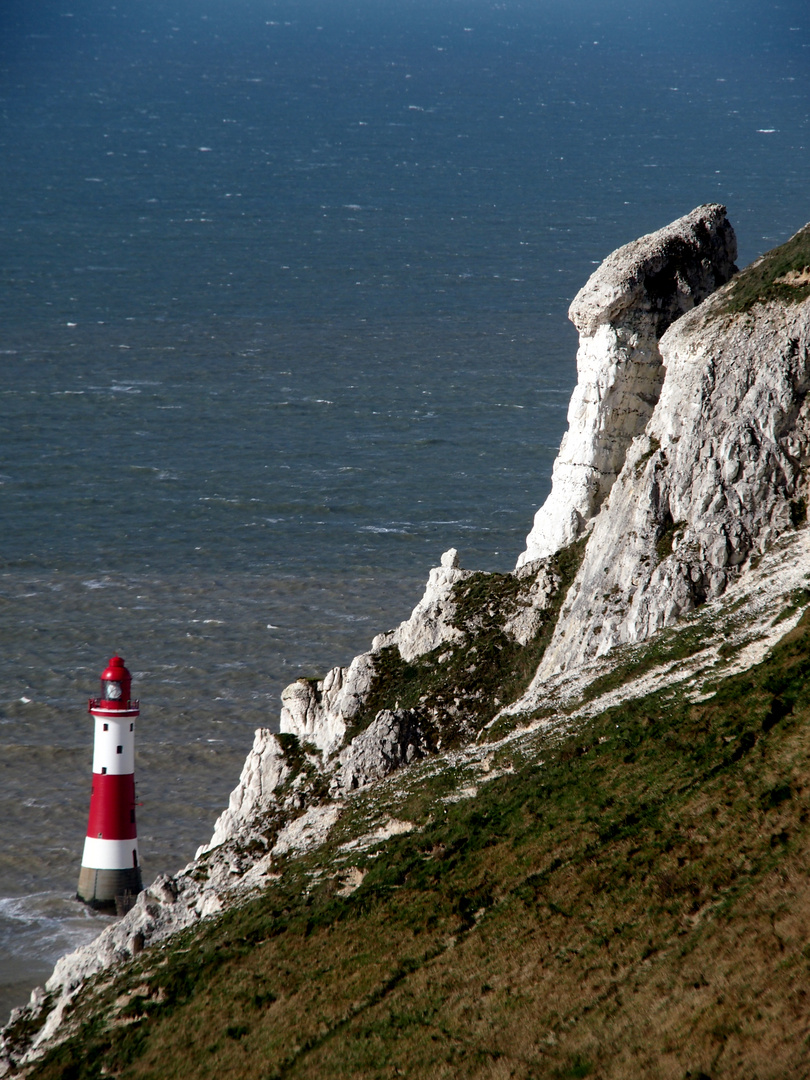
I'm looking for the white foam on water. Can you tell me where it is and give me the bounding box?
[0,893,104,971]
[0,894,108,1023]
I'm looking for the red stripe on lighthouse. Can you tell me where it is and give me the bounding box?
[86,772,137,840]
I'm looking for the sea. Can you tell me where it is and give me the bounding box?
[1,0,808,1024]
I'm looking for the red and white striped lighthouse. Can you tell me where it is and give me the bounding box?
[77,656,143,912]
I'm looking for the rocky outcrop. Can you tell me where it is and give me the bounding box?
[196,730,292,855]
[504,557,566,645]
[9,210,810,1079]
[331,708,431,794]
[532,250,810,677]
[517,204,737,565]
[194,549,475,858]
[278,548,472,759]
[372,548,472,662]
[279,659,367,758]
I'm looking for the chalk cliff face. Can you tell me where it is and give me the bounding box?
[517,204,737,565]
[7,210,810,1077]
[533,276,810,677]
[180,206,810,840]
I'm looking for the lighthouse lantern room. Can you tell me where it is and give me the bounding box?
[77,656,143,913]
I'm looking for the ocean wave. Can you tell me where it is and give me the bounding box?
[0,893,105,960]
[358,525,412,534]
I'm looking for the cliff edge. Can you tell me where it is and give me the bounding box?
[5,209,810,1078]
[517,203,737,565]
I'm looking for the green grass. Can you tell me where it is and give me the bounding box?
[721,224,810,313]
[22,610,810,1080]
[772,587,810,627]
[654,517,686,563]
[576,612,713,705]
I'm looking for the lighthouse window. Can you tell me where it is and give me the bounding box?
[130,810,135,823]
[103,723,108,731]
[116,745,122,754]
[103,680,123,701]
[101,767,107,774]
[129,723,134,731]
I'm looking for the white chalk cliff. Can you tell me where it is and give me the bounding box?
[517,204,737,565]
[532,265,810,678]
[6,208,810,1076]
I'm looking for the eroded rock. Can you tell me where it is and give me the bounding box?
[534,273,810,676]
[332,708,431,794]
[518,204,737,565]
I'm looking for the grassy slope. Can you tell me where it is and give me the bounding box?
[24,603,810,1080]
[721,223,810,312]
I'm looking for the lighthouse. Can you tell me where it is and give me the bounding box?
[77,656,143,913]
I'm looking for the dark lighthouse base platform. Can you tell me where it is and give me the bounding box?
[77,866,143,915]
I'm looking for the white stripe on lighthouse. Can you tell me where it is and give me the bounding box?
[91,716,135,774]
[81,836,140,870]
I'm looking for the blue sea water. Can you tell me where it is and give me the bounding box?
[1,0,808,1022]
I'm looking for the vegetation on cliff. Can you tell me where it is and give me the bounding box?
[722,223,810,312]
[346,539,587,748]
[16,594,810,1080]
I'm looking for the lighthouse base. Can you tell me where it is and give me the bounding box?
[77,866,143,914]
